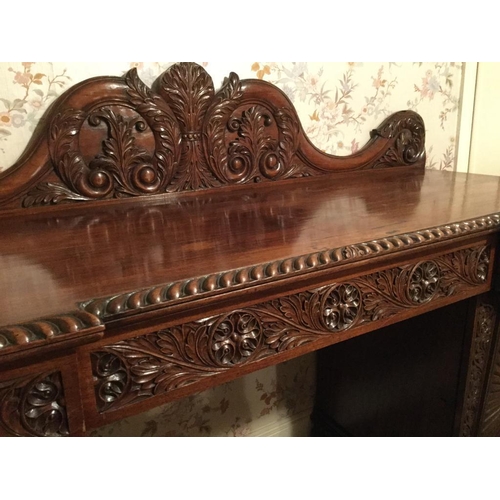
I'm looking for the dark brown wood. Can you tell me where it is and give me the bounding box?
[0,63,425,213]
[0,62,499,436]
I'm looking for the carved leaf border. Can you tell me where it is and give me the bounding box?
[92,244,491,414]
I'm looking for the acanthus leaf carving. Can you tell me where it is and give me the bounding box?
[19,64,428,207]
[157,62,220,191]
[91,244,490,414]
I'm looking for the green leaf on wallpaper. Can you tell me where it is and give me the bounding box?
[0,129,11,136]
[0,98,11,109]
[47,90,59,98]
[32,89,44,97]
[12,99,25,109]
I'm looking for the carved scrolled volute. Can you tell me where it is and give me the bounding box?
[91,351,129,412]
[0,62,427,210]
[24,68,182,206]
[0,371,69,437]
[370,110,426,168]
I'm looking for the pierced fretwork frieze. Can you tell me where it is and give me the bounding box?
[0,371,69,437]
[91,244,490,414]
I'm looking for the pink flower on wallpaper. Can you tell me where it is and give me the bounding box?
[420,70,440,99]
[29,99,42,110]
[11,70,32,87]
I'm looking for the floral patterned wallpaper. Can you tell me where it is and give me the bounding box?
[0,62,464,436]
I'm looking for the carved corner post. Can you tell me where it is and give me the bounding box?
[458,247,500,437]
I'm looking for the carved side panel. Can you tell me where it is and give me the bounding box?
[91,244,490,414]
[478,312,500,436]
[459,301,496,436]
[0,371,69,437]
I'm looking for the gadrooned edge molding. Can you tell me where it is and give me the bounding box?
[0,310,103,355]
[79,214,500,321]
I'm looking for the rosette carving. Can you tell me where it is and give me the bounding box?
[210,311,262,366]
[91,244,491,415]
[89,244,490,414]
[0,371,69,437]
[407,261,440,304]
[321,284,361,331]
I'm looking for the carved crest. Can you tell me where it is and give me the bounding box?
[0,63,427,210]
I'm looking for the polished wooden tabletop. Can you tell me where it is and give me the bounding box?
[1,168,500,326]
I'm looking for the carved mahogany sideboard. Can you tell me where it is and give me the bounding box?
[1,62,500,437]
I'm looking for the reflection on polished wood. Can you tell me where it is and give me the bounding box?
[0,63,499,436]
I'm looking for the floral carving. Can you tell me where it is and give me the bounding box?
[91,351,129,411]
[158,62,219,191]
[321,284,361,331]
[0,371,69,437]
[91,244,490,414]
[407,261,440,304]
[210,311,262,366]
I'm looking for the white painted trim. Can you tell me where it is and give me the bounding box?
[455,62,478,173]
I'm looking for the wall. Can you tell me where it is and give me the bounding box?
[0,62,465,436]
[468,63,500,176]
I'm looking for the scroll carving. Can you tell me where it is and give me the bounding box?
[460,301,496,437]
[24,69,182,206]
[0,371,69,437]
[0,62,426,209]
[92,244,490,414]
[81,217,498,322]
[370,113,425,168]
